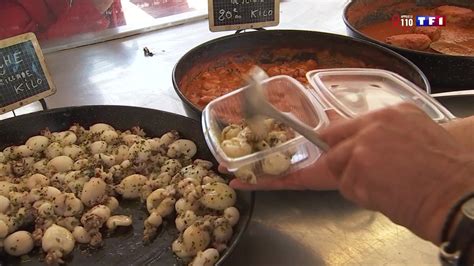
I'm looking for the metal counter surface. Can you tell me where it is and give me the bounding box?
[2,1,473,265]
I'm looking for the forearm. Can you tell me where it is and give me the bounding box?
[442,116,474,151]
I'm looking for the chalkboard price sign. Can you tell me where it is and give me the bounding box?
[0,33,56,114]
[208,0,280,32]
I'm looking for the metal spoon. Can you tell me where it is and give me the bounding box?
[242,66,330,152]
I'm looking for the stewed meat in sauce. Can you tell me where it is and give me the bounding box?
[359,5,474,55]
[179,48,368,109]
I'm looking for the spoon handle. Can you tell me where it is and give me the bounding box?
[247,66,330,152]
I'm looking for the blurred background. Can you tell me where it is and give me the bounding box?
[0,0,208,52]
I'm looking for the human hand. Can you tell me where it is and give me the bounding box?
[226,103,474,244]
[441,115,474,151]
[227,109,343,191]
[227,157,339,191]
[320,103,474,243]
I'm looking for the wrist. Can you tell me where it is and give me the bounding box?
[445,210,463,243]
[440,196,474,265]
[442,116,474,152]
[413,159,474,244]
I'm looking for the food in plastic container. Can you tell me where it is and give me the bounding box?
[202,75,329,183]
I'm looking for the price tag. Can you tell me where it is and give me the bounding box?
[0,33,56,114]
[208,0,280,32]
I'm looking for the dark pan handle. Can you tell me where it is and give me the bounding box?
[416,0,473,7]
[235,28,266,34]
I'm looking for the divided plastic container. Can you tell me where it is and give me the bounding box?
[306,68,455,123]
[202,68,456,180]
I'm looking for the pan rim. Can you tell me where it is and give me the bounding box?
[0,105,194,126]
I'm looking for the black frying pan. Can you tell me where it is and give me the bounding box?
[0,105,254,266]
[343,0,474,92]
[172,30,431,119]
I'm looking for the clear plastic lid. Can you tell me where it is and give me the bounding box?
[306,68,455,123]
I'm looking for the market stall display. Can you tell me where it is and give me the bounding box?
[1,0,472,265]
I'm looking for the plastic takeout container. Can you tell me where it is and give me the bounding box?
[202,75,329,182]
[202,68,455,181]
[306,68,455,123]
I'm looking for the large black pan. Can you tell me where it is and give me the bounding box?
[0,105,254,266]
[172,30,431,119]
[343,0,474,92]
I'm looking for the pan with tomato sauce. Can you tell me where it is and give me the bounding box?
[358,4,474,55]
[343,0,474,91]
[173,30,430,118]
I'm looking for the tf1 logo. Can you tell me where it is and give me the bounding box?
[416,16,446,26]
[392,14,446,27]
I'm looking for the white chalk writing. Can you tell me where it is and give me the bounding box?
[0,51,23,68]
[14,78,43,94]
[0,70,33,85]
[251,8,273,18]
[218,8,241,21]
[231,0,265,3]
